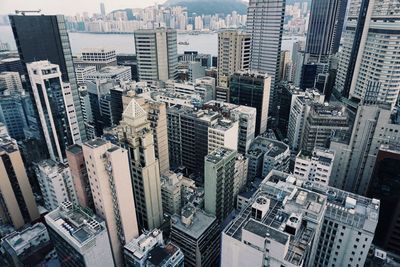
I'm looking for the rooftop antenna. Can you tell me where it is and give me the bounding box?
[15,9,42,16]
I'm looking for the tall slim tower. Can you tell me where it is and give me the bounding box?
[117,99,163,230]
[82,139,139,267]
[134,28,178,82]
[246,0,286,117]
[27,61,81,162]
[204,147,236,223]
[100,3,106,16]
[217,30,251,87]
[0,132,39,229]
[9,14,86,140]
[336,0,400,107]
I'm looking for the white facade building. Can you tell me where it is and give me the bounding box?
[0,72,23,93]
[35,159,77,211]
[207,119,238,154]
[75,66,96,85]
[294,148,335,186]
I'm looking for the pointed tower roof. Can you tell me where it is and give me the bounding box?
[123,98,147,120]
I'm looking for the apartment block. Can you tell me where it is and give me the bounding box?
[170,205,220,267]
[45,201,114,267]
[204,148,237,222]
[0,133,39,229]
[294,148,335,186]
[82,138,139,267]
[246,136,290,180]
[35,159,77,211]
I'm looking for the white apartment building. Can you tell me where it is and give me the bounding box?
[35,159,77,211]
[217,30,251,87]
[134,28,178,82]
[336,0,400,108]
[75,47,117,70]
[207,119,238,154]
[82,138,139,267]
[75,66,96,85]
[85,66,131,81]
[0,72,23,92]
[221,170,380,267]
[294,148,335,186]
[45,202,114,267]
[287,89,325,152]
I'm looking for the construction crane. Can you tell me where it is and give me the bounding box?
[15,10,41,16]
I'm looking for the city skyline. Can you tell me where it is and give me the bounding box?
[0,0,400,266]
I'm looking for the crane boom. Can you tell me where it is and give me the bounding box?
[15,10,42,15]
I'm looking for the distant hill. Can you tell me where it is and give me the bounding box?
[163,0,248,15]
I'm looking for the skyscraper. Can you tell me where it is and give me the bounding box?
[27,61,81,162]
[217,30,251,87]
[0,132,39,229]
[204,147,236,223]
[9,14,86,140]
[246,0,286,117]
[134,28,178,82]
[336,0,400,107]
[100,3,106,16]
[45,202,114,267]
[229,71,270,135]
[82,138,139,267]
[117,99,163,230]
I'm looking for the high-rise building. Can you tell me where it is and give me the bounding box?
[330,103,400,195]
[367,144,400,255]
[300,103,349,152]
[45,202,114,267]
[204,148,236,223]
[204,100,256,155]
[217,30,251,87]
[124,229,184,267]
[27,61,81,162]
[170,205,220,267]
[0,133,39,229]
[85,66,131,82]
[135,28,178,82]
[246,136,290,180]
[1,223,52,267]
[100,3,106,16]
[229,71,270,135]
[0,88,29,141]
[0,72,23,93]
[336,0,400,107]
[9,14,86,140]
[75,66,96,85]
[306,0,347,56]
[294,148,335,186]
[221,170,380,267]
[35,159,77,211]
[287,89,325,152]
[246,0,286,117]
[234,154,248,201]
[66,144,93,209]
[124,93,170,174]
[82,138,139,267]
[74,48,117,71]
[117,99,163,230]
[207,119,238,154]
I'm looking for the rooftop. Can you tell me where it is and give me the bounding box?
[171,207,216,240]
[124,229,163,261]
[2,223,48,254]
[0,133,18,154]
[45,201,104,247]
[67,144,83,155]
[247,136,289,158]
[84,138,108,148]
[91,66,130,76]
[224,171,328,266]
[205,147,236,164]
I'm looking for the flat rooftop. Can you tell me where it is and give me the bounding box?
[205,147,235,164]
[85,138,107,148]
[67,144,83,155]
[172,208,216,240]
[247,136,289,158]
[3,223,47,253]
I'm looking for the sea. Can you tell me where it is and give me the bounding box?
[0,25,305,57]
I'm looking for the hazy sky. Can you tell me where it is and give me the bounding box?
[0,0,163,16]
